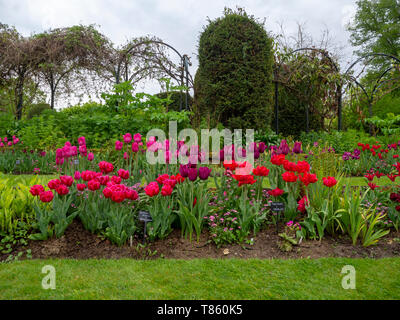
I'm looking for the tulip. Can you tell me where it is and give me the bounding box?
[179,164,189,178]
[125,189,139,200]
[76,184,87,191]
[39,190,54,202]
[60,175,74,187]
[74,171,81,180]
[199,167,212,180]
[268,188,284,197]
[132,142,139,152]
[56,184,69,196]
[88,179,101,191]
[123,133,132,144]
[29,185,45,196]
[322,176,337,187]
[117,169,130,180]
[87,152,94,161]
[115,140,123,151]
[188,168,198,181]
[134,133,142,143]
[161,184,173,196]
[292,141,302,154]
[78,136,86,146]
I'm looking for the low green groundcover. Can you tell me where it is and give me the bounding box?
[1,258,399,299]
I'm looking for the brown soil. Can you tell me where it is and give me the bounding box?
[2,220,400,261]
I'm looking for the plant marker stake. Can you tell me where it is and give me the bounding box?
[271,202,285,234]
[138,210,152,244]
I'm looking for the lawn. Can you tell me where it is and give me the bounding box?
[1,258,400,299]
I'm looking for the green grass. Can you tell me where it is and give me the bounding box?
[1,258,400,299]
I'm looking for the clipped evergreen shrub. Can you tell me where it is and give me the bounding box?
[194,7,274,130]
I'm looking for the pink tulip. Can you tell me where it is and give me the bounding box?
[134,133,142,143]
[123,133,132,144]
[115,140,123,151]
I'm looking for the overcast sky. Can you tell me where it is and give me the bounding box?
[0,0,359,104]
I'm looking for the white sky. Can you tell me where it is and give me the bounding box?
[0,0,358,107]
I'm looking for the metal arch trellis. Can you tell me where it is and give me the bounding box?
[273,47,341,134]
[115,39,194,111]
[343,53,400,134]
[273,49,400,135]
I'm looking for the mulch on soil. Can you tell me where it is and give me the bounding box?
[2,220,400,261]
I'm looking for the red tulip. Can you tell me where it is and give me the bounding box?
[282,171,297,183]
[29,185,44,196]
[267,188,284,197]
[39,190,54,202]
[252,166,269,177]
[56,184,69,196]
[322,176,337,188]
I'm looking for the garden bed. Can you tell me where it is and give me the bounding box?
[3,219,400,262]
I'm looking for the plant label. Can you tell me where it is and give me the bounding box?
[139,210,152,222]
[271,202,285,212]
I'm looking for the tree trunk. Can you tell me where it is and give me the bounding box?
[15,75,25,120]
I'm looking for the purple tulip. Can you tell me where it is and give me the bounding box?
[292,141,302,154]
[199,167,211,180]
[188,168,198,181]
[179,164,189,178]
[219,149,225,161]
[277,140,290,155]
[258,142,267,153]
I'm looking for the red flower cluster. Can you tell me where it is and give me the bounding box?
[271,154,286,166]
[103,184,138,203]
[298,172,318,186]
[98,161,114,174]
[145,173,185,197]
[282,171,297,183]
[297,196,308,213]
[232,174,257,187]
[322,176,337,188]
[117,169,130,180]
[268,188,284,197]
[252,166,269,177]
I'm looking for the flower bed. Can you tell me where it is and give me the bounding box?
[1,133,400,259]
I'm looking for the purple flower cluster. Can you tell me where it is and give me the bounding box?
[342,148,360,161]
[271,140,303,156]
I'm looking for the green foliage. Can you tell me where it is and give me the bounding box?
[0,174,50,234]
[347,0,400,68]
[104,205,136,246]
[1,81,192,150]
[365,113,400,137]
[30,194,78,240]
[340,187,389,246]
[194,7,274,131]
[155,91,193,112]
[176,180,211,241]
[26,103,51,119]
